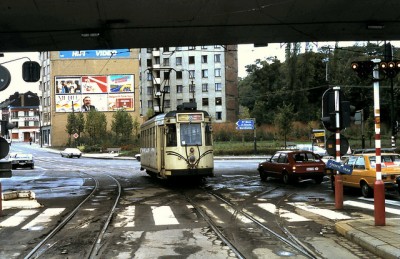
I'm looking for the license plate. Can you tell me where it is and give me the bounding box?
[306,167,315,171]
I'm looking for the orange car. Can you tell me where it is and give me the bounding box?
[257,150,326,184]
[335,152,400,198]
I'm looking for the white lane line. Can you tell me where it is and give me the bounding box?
[220,204,252,223]
[0,210,38,227]
[288,202,351,220]
[344,200,400,215]
[22,208,65,230]
[256,203,311,222]
[151,206,179,225]
[358,197,400,206]
[114,205,135,227]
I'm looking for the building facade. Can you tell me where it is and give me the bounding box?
[38,49,141,147]
[139,45,239,122]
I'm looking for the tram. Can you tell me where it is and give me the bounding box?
[139,103,214,179]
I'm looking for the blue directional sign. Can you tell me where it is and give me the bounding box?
[236,119,255,130]
[326,159,353,175]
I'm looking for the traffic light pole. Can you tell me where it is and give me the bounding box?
[333,86,343,209]
[372,60,386,226]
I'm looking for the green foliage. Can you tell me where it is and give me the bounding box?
[111,109,134,144]
[85,110,107,145]
[274,103,295,147]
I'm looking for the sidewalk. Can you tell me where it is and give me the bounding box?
[336,219,400,259]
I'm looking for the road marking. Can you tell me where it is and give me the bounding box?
[256,203,311,222]
[151,206,179,225]
[344,200,400,215]
[22,208,65,230]
[220,204,252,223]
[114,206,135,227]
[358,197,400,206]
[288,202,351,220]
[0,210,38,227]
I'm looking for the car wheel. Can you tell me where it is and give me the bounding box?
[31,165,34,169]
[77,155,81,158]
[282,172,291,184]
[61,154,64,157]
[361,182,373,198]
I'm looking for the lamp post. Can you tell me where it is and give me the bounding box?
[38,105,42,148]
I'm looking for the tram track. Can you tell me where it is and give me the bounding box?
[24,170,122,259]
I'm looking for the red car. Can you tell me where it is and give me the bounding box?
[257,150,326,184]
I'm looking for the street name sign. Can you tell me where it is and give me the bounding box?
[236,119,255,130]
[326,159,353,175]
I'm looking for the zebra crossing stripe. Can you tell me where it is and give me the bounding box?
[256,203,311,222]
[0,210,38,227]
[114,206,135,227]
[22,208,65,230]
[344,200,400,215]
[151,206,179,225]
[288,202,351,220]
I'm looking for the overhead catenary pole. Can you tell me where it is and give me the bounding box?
[372,59,385,226]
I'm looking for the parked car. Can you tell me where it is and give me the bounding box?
[9,153,34,169]
[257,150,327,184]
[332,152,400,198]
[60,148,82,158]
[135,154,141,161]
[296,144,327,157]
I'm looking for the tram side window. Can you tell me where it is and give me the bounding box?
[205,123,212,146]
[166,124,177,147]
[180,123,202,146]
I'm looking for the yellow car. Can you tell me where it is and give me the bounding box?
[334,152,400,198]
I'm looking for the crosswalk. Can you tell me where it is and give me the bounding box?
[1,198,400,231]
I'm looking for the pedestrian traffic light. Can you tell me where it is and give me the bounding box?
[379,61,400,78]
[351,61,374,78]
[0,120,15,137]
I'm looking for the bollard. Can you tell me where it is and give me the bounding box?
[374,180,386,226]
[335,174,343,209]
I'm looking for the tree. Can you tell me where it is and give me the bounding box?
[85,110,107,145]
[274,103,295,148]
[111,109,134,144]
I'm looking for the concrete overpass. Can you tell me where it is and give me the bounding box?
[1,0,399,52]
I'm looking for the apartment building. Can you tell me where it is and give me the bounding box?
[139,45,239,122]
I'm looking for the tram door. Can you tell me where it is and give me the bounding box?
[160,126,165,170]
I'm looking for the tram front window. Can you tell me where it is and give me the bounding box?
[180,123,201,146]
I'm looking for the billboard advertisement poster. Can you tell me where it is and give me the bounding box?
[108,75,134,93]
[55,75,135,113]
[82,76,108,93]
[108,94,134,111]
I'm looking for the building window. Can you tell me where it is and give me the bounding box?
[215,68,221,77]
[214,45,221,49]
[189,46,196,50]
[202,98,209,106]
[216,112,222,120]
[177,85,183,93]
[164,85,170,93]
[215,83,222,91]
[215,97,222,105]
[147,72,152,81]
[25,121,30,127]
[147,87,153,95]
[163,47,170,52]
[201,46,208,49]
[176,57,182,65]
[147,59,152,67]
[176,71,182,79]
[163,58,169,66]
[164,71,170,79]
[202,83,208,92]
[189,70,195,79]
[189,56,195,64]
[176,47,182,51]
[146,48,152,53]
[154,70,160,78]
[202,69,208,78]
[154,57,160,64]
[201,55,208,63]
[164,100,171,108]
[214,54,221,63]
[147,100,153,108]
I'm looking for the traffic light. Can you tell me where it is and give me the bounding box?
[0,120,15,137]
[379,61,400,78]
[351,61,374,78]
[322,89,353,132]
[393,121,399,136]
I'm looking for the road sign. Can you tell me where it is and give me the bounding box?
[236,119,254,130]
[326,159,353,175]
[73,133,79,139]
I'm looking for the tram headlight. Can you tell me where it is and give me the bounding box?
[189,155,196,164]
[190,147,195,153]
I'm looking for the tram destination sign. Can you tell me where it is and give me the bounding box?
[236,119,255,130]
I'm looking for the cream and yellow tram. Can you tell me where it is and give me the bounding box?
[139,106,214,179]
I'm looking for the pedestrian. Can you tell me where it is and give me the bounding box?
[29,137,32,145]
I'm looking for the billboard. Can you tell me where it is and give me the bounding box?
[55,75,134,112]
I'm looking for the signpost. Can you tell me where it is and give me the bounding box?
[326,160,353,175]
[236,119,256,154]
